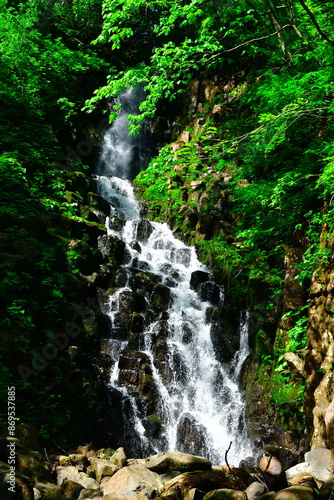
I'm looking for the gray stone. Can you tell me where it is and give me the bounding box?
[59,456,74,466]
[97,235,126,264]
[133,451,211,474]
[159,471,182,485]
[100,477,112,490]
[190,271,211,291]
[244,481,266,499]
[285,459,331,483]
[319,479,334,499]
[162,469,245,496]
[304,448,330,469]
[59,454,88,470]
[134,220,154,242]
[288,472,317,488]
[190,180,205,191]
[109,448,127,469]
[103,465,164,500]
[17,449,53,484]
[76,446,89,456]
[57,467,99,490]
[88,458,119,482]
[176,416,209,459]
[33,488,42,500]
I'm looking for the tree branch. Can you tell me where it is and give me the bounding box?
[224,24,293,52]
[297,0,334,45]
[216,106,328,154]
[203,24,294,64]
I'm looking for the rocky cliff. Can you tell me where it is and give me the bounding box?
[135,77,334,457]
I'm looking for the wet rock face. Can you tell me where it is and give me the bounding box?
[209,306,240,363]
[150,284,172,314]
[199,282,221,306]
[190,271,211,290]
[135,219,154,241]
[97,235,127,265]
[117,350,159,415]
[108,215,126,233]
[176,414,209,459]
[190,271,221,306]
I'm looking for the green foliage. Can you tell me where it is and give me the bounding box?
[2,0,334,447]
[136,145,176,202]
[0,0,110,443]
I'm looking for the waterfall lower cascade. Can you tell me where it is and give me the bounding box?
[95,88,253,465]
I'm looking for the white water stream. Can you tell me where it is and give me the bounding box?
[95,88,253,465]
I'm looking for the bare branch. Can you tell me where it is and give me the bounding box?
[226,24,294,53]
[297,0,334,45]
[203,25,294,64]
[216,106,328,155]
[224,441,244,490]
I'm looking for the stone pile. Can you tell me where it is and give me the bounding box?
[1,438,333,500]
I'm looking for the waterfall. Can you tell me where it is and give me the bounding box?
[95,87,253,465]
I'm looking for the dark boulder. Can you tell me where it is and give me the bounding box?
[135,219,154,241]
[150,284,172,314]
[88,192,111,215]
[209,306,240,363]
[108,216,126,233]
[97,235,126,265]
[199,282,221,306]
[190,271,211,291]
[118,350,159,414]
[176,414,209,458]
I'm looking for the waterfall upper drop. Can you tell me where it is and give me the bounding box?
[97,86,150,182]
[95,87,253,465]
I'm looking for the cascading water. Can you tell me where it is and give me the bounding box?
[95,87,253,465]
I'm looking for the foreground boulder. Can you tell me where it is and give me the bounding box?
[258,456,282,477]
[129,451,212,474]
[57,466,99,490]
[285,459,331,484]
[304,448,331,472]
[161,469,248,499]
[88,457,120,482]
[109,448,127,469]
[62,479,84,499]
[35,482,66,500]
[269,485,316,499]
[244,481,266,499]
[103,465,164,500]
[204,489,247,499]
[0,465,34,500]
[258,455,287,491]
